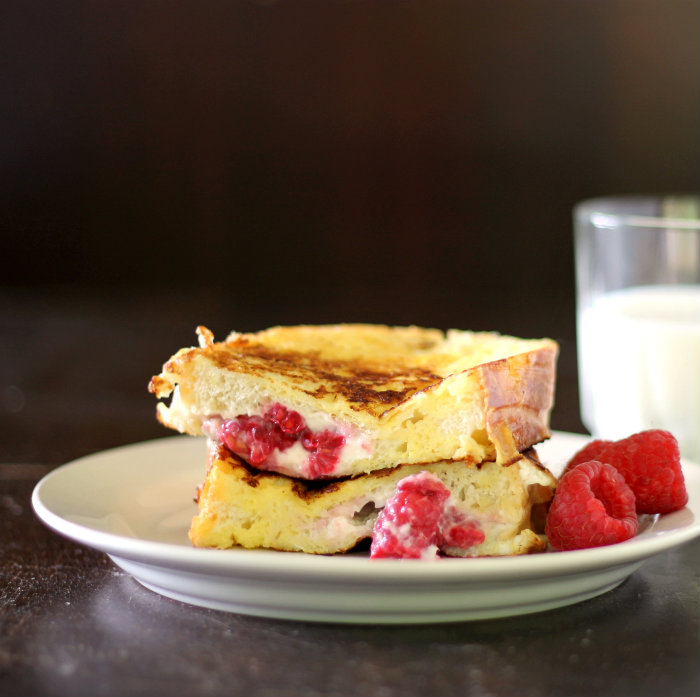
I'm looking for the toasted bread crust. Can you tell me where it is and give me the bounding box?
[150,324,558,476]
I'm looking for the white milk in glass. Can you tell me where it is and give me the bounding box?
[578,284,700,462]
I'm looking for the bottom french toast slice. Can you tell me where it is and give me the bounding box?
[189,443,556,556]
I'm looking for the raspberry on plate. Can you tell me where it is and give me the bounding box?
[545,460,638,551]
[565,439,611,472]
[565,430,687,515]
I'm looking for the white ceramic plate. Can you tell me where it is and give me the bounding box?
[32,432,699,624]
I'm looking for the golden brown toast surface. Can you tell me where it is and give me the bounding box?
[198,338,443,414]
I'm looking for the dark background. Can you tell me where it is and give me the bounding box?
[1,7,699,695]
[1,0,699,463]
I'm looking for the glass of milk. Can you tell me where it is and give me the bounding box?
[574,195,700,463]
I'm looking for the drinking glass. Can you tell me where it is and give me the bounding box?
[574,195,700,462]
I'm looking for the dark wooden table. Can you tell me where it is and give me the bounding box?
[1,287,698,697]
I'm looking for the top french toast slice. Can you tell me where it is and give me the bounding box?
[149,324,558,479]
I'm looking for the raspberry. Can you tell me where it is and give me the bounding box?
[216,403,346,477]
[301,430,346,478]
[219,416,274,465]
[545,460,638,551]
[565,439,611,471]
[370,472,484,559]
[264,404,305,435]
[566,430,687,515]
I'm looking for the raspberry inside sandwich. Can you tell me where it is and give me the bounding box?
[207,403,349,478]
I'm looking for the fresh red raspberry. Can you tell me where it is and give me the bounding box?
[565,439,611,472]
[566,430,687,515]
[370,472,484,559]
[545,460,638,551]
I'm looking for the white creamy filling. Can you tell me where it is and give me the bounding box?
[323,510,374,542]
[270,425,371,477]
[269,441,310,471]
[315,485,394,542]
[288,406,374,467]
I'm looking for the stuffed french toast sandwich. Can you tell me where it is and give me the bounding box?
[149,323,559,559]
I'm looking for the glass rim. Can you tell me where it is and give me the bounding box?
[575,195,700,231]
